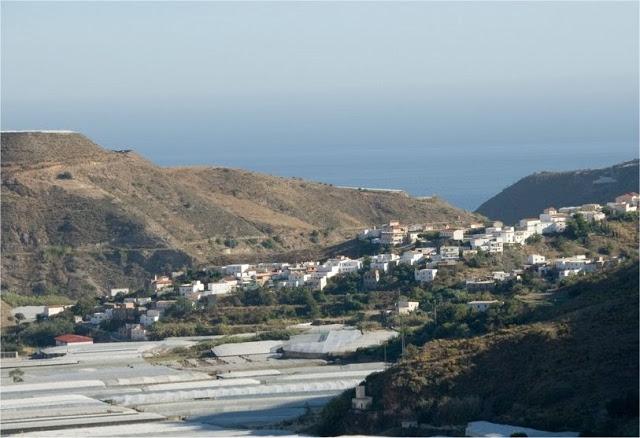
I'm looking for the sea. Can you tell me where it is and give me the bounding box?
[151,142,636,211]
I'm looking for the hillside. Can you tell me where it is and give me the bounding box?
[1,131,479,297]
[316,264,639,436]
[476,160,639,224]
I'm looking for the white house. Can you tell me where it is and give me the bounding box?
[179,281,205,295]
[414,268,438,283]
[492,271,511,281]
[439,246,460,260]
[222,264,250,276]
[440,229,464,241]
[469,235,491,249]
[140,309,160,326]
[527,254,546,265]
[399,251,423,266]
[607,201,637,213]
[337,259,362,274]
[519,218,541,232]
[43,305,67,318]
[205,280,237,296]
[488,241,503,254]
[397,300,420,315]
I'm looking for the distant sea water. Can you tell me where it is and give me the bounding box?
[154,142,637,211]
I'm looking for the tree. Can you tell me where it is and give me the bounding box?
[73,296,97,317]
[9,368,24,383]
[13,313,25,324]
[564,213,591,240]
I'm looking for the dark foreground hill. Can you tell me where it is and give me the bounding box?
[476,160,639,224]
[316,263,639,436]
[1,131,479,297]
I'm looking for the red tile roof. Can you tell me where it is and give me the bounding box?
[54,334,93,344]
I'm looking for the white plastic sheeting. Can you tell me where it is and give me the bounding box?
[282,329,397,355]
[276,369,382,381]
[218,369,281,379]
[212,341,284,357]
[111,378,364,406]
[144,378,260,392]
[114,372,210,386]
[1,379,105,393]
[465,421,579,437]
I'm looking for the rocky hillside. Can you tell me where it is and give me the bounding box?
[476,160,639,224]
[1,131,479,297]
[316,263,639,436]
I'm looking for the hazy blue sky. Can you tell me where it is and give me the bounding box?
[2,1,638,209]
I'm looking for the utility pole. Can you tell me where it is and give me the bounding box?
[400,316,406,357]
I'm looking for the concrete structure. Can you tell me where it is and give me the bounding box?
[222,264,250,276]
[440,229,464,241]
[178,281,205,295]
[414,268,437,283]
[396,300,420,315]
[205,280,237,296]
[528,254,546,265]
[439,246,460,260]
[351,385,372,410]
[465,280,496,291]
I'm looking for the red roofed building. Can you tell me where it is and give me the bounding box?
[54,334,94,346]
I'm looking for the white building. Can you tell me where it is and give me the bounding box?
[337,259,363,274]
[43,305,67,318]
[488,241,503,254]
[414,268,438,283]
[140,309,160,326]
[399,251,424,266]
[178,281,205,295]
[439,246,460,260]
[397,300,420,315]
[527,254,546,265]
[205,280,237,296]
[440,229,465,241]
[222,264,250,276]
[352,385,373,410]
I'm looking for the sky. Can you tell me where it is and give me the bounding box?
[1,1,638,209]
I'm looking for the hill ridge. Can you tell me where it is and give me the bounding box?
[476,159,639,224]
[1,131,480,297]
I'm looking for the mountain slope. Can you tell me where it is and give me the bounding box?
[316,264,639,436]
[476,160,639,224]
[1,131,480,297]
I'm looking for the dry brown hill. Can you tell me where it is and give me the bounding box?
[1,131,480,297]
